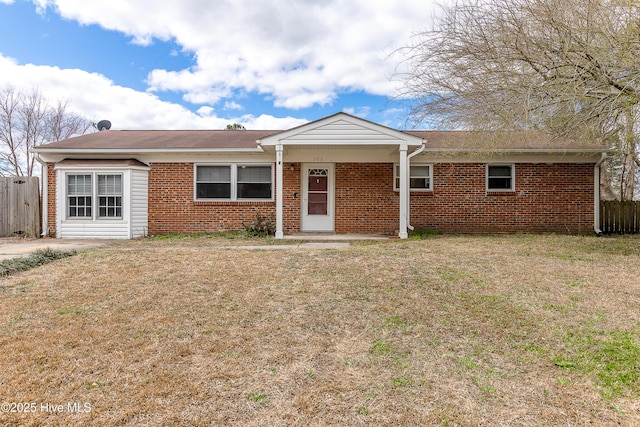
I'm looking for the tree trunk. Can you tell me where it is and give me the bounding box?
[621,111,636,201]
[600,161,618,201]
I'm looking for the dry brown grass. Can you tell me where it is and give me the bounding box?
[1,234,639,426]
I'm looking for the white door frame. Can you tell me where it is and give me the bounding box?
[301,163,334,232]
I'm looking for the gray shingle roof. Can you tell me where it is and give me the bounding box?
[36,130,277,151]
[35,128,606,152]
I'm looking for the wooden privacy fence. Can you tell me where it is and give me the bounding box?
[600,200,640,234]
[0,177,41,237]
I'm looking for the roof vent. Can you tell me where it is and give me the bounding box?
[96,120,112,131]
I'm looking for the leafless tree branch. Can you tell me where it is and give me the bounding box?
[393,0,640,199]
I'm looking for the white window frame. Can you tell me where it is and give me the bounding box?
[194,163,274,201]
[97,174,123,219]
[65,172,124,220]
[486,164,515,192]
[394,163,433,192]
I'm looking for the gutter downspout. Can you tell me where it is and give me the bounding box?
[406,141,427,231]
[594,152,606,235]
[34,153,48,237]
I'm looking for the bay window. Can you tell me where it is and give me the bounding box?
[67,173,123,219]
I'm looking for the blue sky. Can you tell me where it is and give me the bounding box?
[0,0,439,130]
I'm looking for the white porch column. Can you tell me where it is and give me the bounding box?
[275,143,284,239]
[398,143,408,239]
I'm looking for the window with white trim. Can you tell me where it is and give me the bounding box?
[486,164,514,191]
[394,164,433,191]
[67,173,123,219]
[98,175,123,218]
[67,174,92,218]
[195,164,273,200]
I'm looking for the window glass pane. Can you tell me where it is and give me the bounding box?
[488,178,512,189]
[98,195,122,218]
[308,193,328,215]
[68,174,92,196]
[68,196,92,218]
[197,166,230,182]
[411,166,430,177]
[98,175,122,196]
[237,166,271,182]
[197,183,231,199]
[489,166,512,177]
[238,183,271,199]
[410,178,429,188]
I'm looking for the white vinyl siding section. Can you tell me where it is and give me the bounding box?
[56,165,149,239]
[130,169,149,238]
[276,119,412,144]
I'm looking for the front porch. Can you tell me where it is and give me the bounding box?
[256,113,425,240]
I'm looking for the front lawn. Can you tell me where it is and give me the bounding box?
[1,234,639,425]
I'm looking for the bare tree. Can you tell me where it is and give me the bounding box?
[0,85,93,176]
[395,0,640,200]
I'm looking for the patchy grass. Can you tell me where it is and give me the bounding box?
[0,248,76,277]
[0,234,639,425]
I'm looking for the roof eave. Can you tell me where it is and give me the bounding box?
[33,147,265,154]
[423,148,610,154]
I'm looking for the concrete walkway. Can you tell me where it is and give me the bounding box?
[0,238,111,261]
[0,234,390,260]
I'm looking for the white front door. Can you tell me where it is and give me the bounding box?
[301,163,334,232]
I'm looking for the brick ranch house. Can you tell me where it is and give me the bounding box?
[33,112,607,239]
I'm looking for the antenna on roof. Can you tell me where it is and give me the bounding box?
[96,120,112,131]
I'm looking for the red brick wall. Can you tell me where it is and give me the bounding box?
[148,163,276,235]
[335,163,399,235]
[409,163,594,234]
[46,163,57,237]
[282,163,301,234]
[50,161,593,237]
[144,161,594,236]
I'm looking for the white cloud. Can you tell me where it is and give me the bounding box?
[33,0,437,109]
[223,101,242,111]
[0,53,307,130]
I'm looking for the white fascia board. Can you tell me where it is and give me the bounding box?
[423,148,609,154]
[416,151,604,164]
[54,164,150,171]
[34,148,265,164]
[34,147,264,154]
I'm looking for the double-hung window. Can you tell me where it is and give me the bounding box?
[394,164,433,191]
[67,174,93,218]
[196,165,232,199]
[98,175,123,218]
[195,164,273,200]
[486,165,515,191]
[67,173,123,219]
[237,166,272,199]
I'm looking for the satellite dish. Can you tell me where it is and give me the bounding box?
[96,120,112,131]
